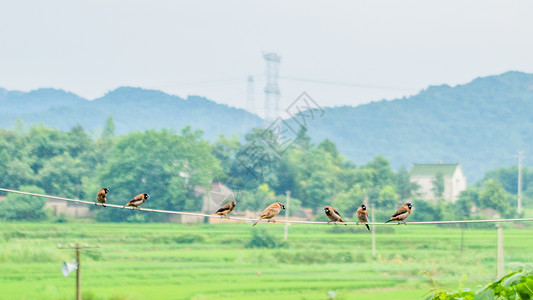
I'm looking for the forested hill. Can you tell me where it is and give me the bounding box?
[0,87,262,140]
[1,71,533,180]
[301,71,533,181]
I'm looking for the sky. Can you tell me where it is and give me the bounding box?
[1,0,533,118]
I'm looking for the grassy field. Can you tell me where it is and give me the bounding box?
[0,221,532,299]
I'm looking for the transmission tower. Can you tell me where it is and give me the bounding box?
[263,52,281,120]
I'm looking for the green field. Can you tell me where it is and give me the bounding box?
[0,221,532,300]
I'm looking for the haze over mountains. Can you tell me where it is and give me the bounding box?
[0,87,262,140]
[1,71,532,181]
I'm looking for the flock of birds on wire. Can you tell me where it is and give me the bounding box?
[96,188,414,230]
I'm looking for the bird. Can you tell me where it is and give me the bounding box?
[122,193,149,210]
[324,206,345,225]
[214,200,236,218]
[385,202,413,224]
[96,188,109,207]
[253,202,285,226]
[356,204,370,231]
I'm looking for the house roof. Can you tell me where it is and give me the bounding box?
[410,163,460,177]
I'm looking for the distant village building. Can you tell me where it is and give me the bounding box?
[168,182,236,224]
[44,199,92,218]
[410,163,467,202]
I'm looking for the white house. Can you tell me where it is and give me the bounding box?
[410,163,467,202]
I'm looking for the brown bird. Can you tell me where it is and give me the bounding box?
[95,188,109,207]
[356,204,370,231]
[253,202,285,226]
[214,200,236,218]
[122,193,149,210]
[324,206,345,225]
[385,202,413,224]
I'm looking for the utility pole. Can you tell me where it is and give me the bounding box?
[460,227,464,258]
[371,204,376,258]
[496,225,504,279]
[76,246,81,300]
[518,151,523,215]
[284,190,291,240]
[58,243,99,300]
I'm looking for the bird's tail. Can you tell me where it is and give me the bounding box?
[365,223,370,231]
[122,204,127,209]
[253,218,260,226]
[385,219,393,223]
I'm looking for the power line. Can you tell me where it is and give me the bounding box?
[1,187,532,226]
[279,76,413,91]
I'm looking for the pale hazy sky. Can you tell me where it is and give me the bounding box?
[1,0,532,117]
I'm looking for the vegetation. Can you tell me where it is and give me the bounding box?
[0,120,528,223]
[0,185,46,220]
[0,222,532,299]
[302,71,533,181]
[245,228,287,249]
[3,71,533,181]
[427,263,533,299]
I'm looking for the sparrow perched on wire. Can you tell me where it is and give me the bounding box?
[253,202,285,226]
[356,204,370,231]
[122,193,149,210]
[214,200,236,218]
[324,206,345,225]
[385,202,413,224]
[96,188,109,207]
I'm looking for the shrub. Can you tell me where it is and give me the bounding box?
[174,234,205,244]
[426,263,533,299]
[245,228,287,249]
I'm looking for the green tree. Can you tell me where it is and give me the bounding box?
[396,166,419,200]
[0,185,47,220]
[317,139,342,166]
[364,155,396,203]
[5,159,36,188]
[287,147,342,210]
[102,116,116,140]
[478,179,513,218]
[25,126,69,173]
[38,154,85,199]
[432,171,445,198]
[332,183,366,216]
[95,128,220,222]
[294,125,311,149]
[211,134,241,183]
[376,185,398,209]
[239,183,276,212]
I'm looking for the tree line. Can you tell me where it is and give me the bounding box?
[0,118,529,222]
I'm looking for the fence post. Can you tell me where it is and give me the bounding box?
[284,191,290,240]
[371,204,376,258]
[497,225,504,278]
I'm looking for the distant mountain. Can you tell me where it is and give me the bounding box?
[2,71,533,181]
[0,88,86,113]
[0,87,262,140]
[299,71,533,181]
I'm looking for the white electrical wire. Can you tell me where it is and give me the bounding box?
[1,188,532,225]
